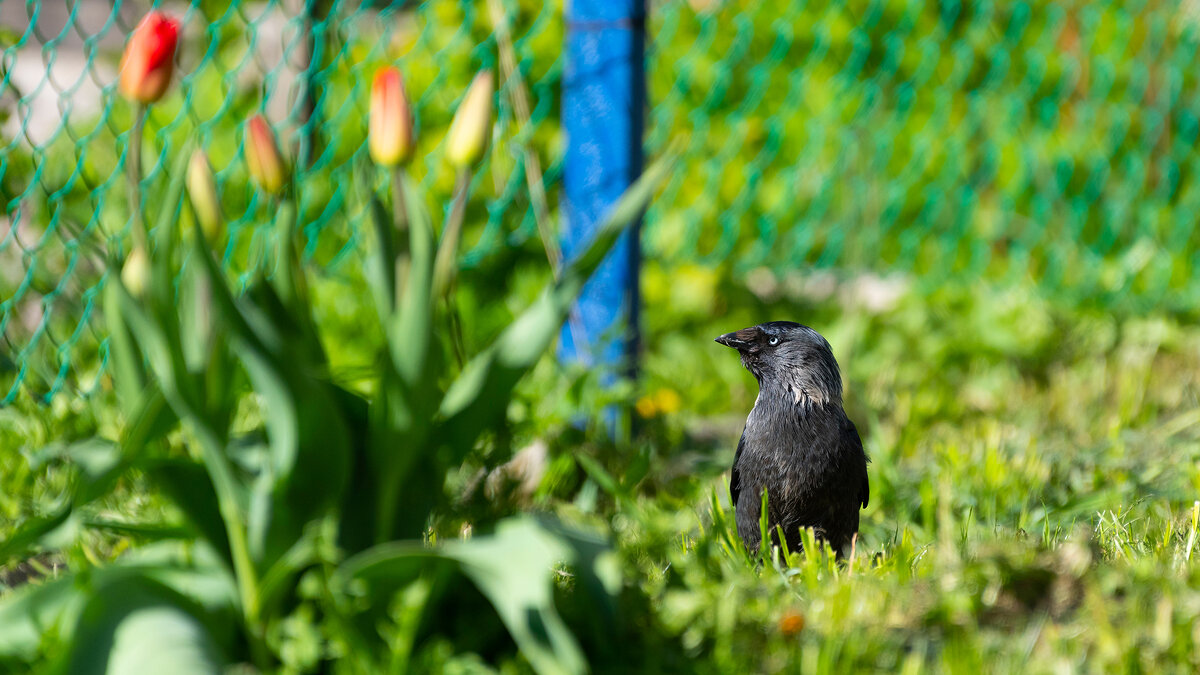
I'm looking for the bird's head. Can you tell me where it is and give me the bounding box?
[715,321,843,408]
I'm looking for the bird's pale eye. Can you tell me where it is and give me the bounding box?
[768,336,779,346]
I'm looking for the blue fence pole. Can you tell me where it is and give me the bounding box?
[560,0,646,421]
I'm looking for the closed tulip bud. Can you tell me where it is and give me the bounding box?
[244,115,287,194]
[369,67,415,167]
[187,150,221,240]
[121,246,151,297]
[445,71,493,168]
[119,12,180,104]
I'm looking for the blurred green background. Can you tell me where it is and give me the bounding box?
[3,0,1200,672]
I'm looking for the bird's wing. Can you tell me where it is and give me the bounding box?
[843,417,869,508]
[730,430,746,506]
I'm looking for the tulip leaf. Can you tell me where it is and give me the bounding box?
[368,174,442,542]
[442,518,586,675]
[119,385,177,458]
[269,202,309,321]
[338,517,602,675]
[188,224,351,566]
[63,577,225,675]
[0,543,237,665]
[103,278,146,418]
[438,152,675,454]
[389,173,436,387]
[147,140,194,313]
[147,459,231,566]
[179,263,214,374]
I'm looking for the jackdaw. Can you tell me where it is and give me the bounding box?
[715,321,869,556]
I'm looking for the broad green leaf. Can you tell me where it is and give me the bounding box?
[266,202,317,336]
[104,604,222,675]
[148,140,194,296]
[190,233,352,567]
[442,518,586,675]
[115,541,241,618]
[103,278,146,418]
[147,459,231,566]
[336,541,448,589]
[111,281,187,412]
[368,175,442,542]
[189,228,274,360]
[63,577,225,675]
[179,262,214,374]
[118,386,177,458]
[390,174,435,387]
[113,275,259,615]
[338,517,609,675]
[256,527,323,614]
[0,543,236,665]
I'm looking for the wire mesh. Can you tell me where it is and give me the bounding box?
[1,0,564,402]
[645,0,1200,312]
[3,0,1200,403]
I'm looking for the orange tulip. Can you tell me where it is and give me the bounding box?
[244,115,287,194]
[446,71,493,168]
[118,12,180,104]
[369,67,415,167]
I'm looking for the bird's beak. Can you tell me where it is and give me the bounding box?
[715,329,754,351]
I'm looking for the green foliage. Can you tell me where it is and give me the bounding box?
[0,91,674,670]
[646,0,1200,316]
[4,1,1200,672]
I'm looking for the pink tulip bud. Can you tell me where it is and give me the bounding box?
[369,67,415,167]
[119,12,180,104]
[446,71,494,168]
[187,150,221,240]
[244,115,287,195]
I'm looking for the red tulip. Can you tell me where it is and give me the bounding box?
[369,67,415,167]
[244,115,287,194]
[119,12,180,104]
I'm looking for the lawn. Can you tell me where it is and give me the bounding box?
[3,264,1198,672]
[2,0,1200,672]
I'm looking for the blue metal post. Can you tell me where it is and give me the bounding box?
[560,0,645,390]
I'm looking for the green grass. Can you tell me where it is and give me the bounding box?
[3,261,1200,672]
[3,0,1199,668]
[585,273,1200,673]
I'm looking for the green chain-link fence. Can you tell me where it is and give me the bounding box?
[4,0,1200,403]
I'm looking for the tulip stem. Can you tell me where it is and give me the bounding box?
[436,169,471,368]
[126,104,147,249]
[391,167,409,233]
[434,169,471,296]
[273,200,307,314]
[390,167,411,307]
[487,0,561,275]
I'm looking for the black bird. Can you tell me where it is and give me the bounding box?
[716,321,869,556]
